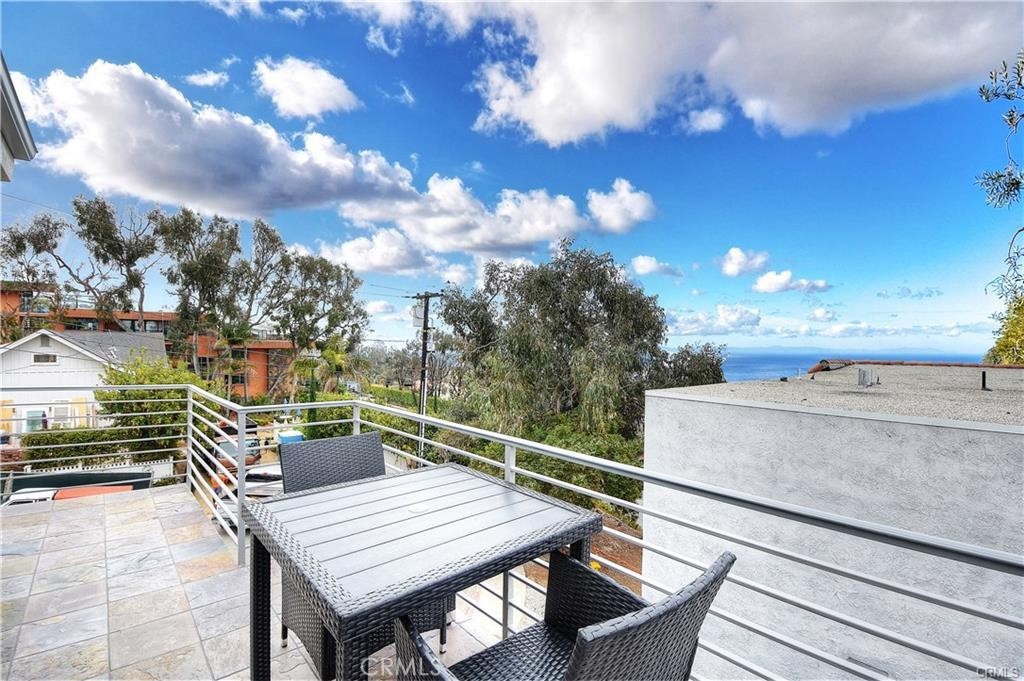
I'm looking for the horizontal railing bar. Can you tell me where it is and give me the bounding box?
[455,592,503,628]
[379,442,436,468]
[365,421,504,470]
[2,384,191,393]
[0,409,186,423]
[508,570,546,596]
[589,555,885,680]
[8,421,187,439]
[2,447,181,466]
[698,640,787,681]
[188,435,239,494]
[189,410,240,451]
[1,397,186,407]
[258,418,353,433]
[190,397,235,425]
[15,433,184,451]
[190,477,233,536]
[600,527,1012,673]
[190,426,237,466]
[187,384,241,412]
[511,465,1021,629]
[189,451,238,507]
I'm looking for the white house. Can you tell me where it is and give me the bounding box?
[0,329,166,439]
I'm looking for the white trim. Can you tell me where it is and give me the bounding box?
[645,389,1024,435]
[0,329,111,365]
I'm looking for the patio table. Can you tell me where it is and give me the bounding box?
[242,462,602,681]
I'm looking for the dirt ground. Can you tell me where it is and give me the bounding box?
[524,512,643,594]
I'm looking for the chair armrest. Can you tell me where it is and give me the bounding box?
[544,551,646,635]
[394,615,459,681]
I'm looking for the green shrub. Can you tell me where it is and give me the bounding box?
[302,392,355,440]
[21,428,127,469]
[366,384,418,409]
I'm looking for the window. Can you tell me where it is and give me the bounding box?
[39,335,50,347]
[52,402,70,426]
[33,353,57,364]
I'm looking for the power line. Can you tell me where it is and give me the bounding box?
[1,193,75,218]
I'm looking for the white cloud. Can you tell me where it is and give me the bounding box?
[586,178,655,233]
[15,61,414,216]
[442,263,472,286]
[877,286,943,300]
[221,55,241,69]
[685,107,727,134]
[318,228,440,275]
[18,60,654,267]
[204,0,262,18]
[720,247,768,277]
[817,321,991,338]
[278,6,310,24]
[365,300,397,316]
[753,270,832,294]
[807,308,836,322]
[341,0,414,27]
[690,288,703,297]
[184,70,229,88]
[253,56,360,119]
[339,173,595,256]
[383,81,415,106]
[630,255,683,278]
[670,304,761,336]
[418,2,1020,145]
[366,25,402,56]
[468,160,485,174]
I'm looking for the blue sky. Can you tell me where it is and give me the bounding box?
[2,1,1020,354]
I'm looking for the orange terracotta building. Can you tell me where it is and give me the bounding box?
[1,282,293,398]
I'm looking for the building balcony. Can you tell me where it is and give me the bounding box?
[0,384,1020,680]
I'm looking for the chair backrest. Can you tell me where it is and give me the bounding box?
[564,551,736,681]
[279,431,385,494]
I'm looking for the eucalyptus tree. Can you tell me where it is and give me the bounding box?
[272,254,368,401]
[441,241,667,436]
[153,208,240,371]
[0,196,160,329]
[978,50,1024,363]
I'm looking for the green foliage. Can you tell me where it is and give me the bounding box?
[441,242,667,438]
[366,384,418,409]
[20,428,125,469]
[978,52,1024,313]
[655,343,727,388]
[302,392,355,440]
[988,297,1024,364]
[96,357,213,462]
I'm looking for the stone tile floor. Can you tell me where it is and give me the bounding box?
[0,485,504,680]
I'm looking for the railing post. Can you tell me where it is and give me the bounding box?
[235,408,248,566]
[501,444,516,639]
[185,387,195,493]
[352,405,361,435]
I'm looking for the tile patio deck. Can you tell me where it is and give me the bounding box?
[0,485,503,681]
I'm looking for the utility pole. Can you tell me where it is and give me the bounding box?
[410,291,443,460]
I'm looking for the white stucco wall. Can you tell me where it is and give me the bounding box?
[642,390,1023,680]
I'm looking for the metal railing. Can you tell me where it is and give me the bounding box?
[2,385,1019,679]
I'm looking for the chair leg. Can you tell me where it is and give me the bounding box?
[281,623,289,647]
[439,611,447,654]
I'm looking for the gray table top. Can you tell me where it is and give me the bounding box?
[243,463,602,638]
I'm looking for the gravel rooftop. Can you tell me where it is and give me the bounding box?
[651,363,1024,426]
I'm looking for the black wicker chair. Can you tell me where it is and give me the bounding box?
[394,550,736,681]
[277,432,456,680]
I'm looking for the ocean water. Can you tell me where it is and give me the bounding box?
[722,351,983,383]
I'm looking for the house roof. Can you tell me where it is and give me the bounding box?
[61,330,167,364]
[1,52,37,162]
[0,329,166,365]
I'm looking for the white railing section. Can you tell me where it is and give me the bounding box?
[1,385,1019,679]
